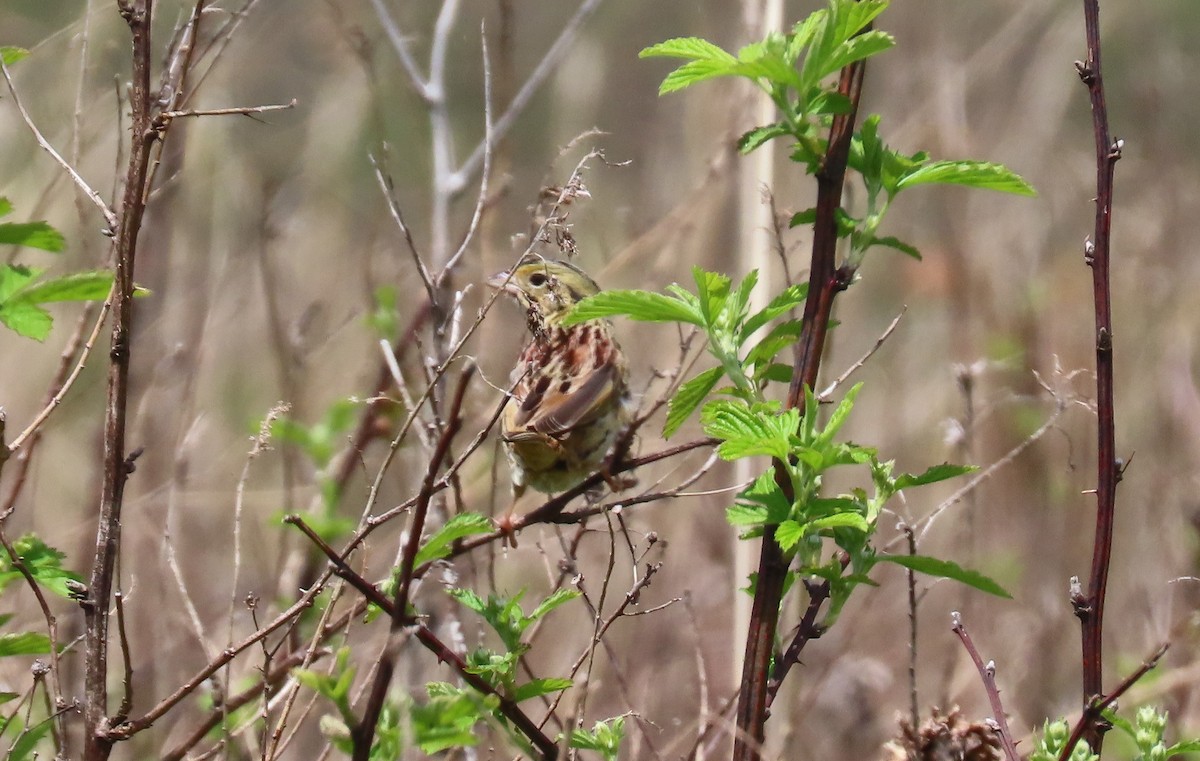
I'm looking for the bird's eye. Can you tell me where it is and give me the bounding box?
[528,273,548,287]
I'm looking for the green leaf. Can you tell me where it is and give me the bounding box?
[815,382,862,446]
[746,320,802,370]
[868,235,921,259]
[742,282,808,340]
[640,37,738,63]
[693,267,731,325]
[0,221,65,252]
[664,366,723,438]
[821,30,895,76]
[738,123,791,154]
[726,504,769,526]
[0,299,52,340]
[775,519,805,550]
[9,720,52,761]
[736,470,792,524]
[511,677,573,703]
[414,513,494,567]
[565,289,703,327]
[878,554,1011,598]
[0,47,29,66]
[894,463,975,489]
[657,59,741,94]
[0,535,83,598]
[0,632,52,657]
[701,400,798,461]
[1166,740,1200,755]
[806,513,870,533]
[14,270,112,303]
[897,160,1036,196]
[528,588,580,622]
[789,206,857,237]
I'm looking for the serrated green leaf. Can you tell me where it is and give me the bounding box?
[9,719,52,761]
[701,400,798,461]
[565,289,703,326]
[640,37,738,63]
[742,283,807,340]
[821,30,894,76]
[1166,740,1200,754]
[775,519,805,551]
[878,554,1011,598]
[745,319,802,369]
[894,463,975,489]
[14,270,112,303]
[0,263,39,301]
[528,588,580,621]
[815,382,862,446]
[869,235,921,259]
[693,267,731,325]
[808,91,852,115]
[0,632,52,657]
[738,123,791,154]
[788,206,857,237]
[448,587,487,615]
[1,47,29,66]
[806,513,869,533]
[658,59,740,94]
[726,504,769,526]
[0,221,65,252]
[664,366,723,438]
[0,300,52,340]
[414,513,494,567]
[897,160,1036,196]
[511,677,573,703]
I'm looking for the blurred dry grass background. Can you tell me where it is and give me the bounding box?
[1,0,1199,758]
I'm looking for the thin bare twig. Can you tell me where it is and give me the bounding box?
[84,1,156,757]
[1057,643,1169,761]
[951,612,1020,761]
[0,58,118,231]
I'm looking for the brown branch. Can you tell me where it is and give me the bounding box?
[284,513,560,760]
[353,364,472,761]
[765,554,847,708]
[734,54,867,761]
[1058,643,1168,761]
[951,612,1020,761]
[1071,0,1122,753]
[83,2,156,759]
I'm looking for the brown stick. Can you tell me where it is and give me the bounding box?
[352,365,472,761]
[83,2,155,759]
[734,56,866,761]
[1071,0,1122,753]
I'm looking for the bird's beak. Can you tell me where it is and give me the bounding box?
[487,271,519,295]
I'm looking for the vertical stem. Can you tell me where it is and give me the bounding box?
[84,2,155,759]
[733,59,865,761]
[1074,0,1120,752]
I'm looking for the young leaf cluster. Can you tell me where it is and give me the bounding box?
[296,648,404,760]
[0,198,115,341]
[566,266,806,437]
[641,0,1033,265]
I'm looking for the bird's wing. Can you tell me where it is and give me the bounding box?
[513,360,617,438]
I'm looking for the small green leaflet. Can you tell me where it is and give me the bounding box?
[413,513,494,568]
[0,632,53,657]
[0,46,29,66]
[897,160,1036,196]
[894,463,976,489]
[511,677,573,703]
[701,400,799,461]
[664,366,723,438]
[878,554,1011,598]
[565,289,702,327]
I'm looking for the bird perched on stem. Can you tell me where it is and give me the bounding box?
[487,255,633,506]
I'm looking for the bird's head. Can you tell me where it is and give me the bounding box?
[487,256,601,327]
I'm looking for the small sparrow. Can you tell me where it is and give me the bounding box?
[487,255,633,501]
